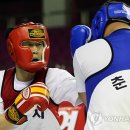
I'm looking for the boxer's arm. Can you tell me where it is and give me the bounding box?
[70,25,92,105]
[0,97,14,130]
[73,51,87,106]
[0,114,14,130]
[78,92,86,105]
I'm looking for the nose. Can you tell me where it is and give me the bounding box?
[32,45,38,54]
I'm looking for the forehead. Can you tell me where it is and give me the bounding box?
[22,40,46,45]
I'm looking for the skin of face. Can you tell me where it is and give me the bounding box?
[21,40,46,62]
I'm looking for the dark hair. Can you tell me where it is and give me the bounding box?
[5,19,32,39]
[5,21,40,39]
[5,28,14,39]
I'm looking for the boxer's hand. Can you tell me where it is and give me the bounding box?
[5,82,49,125]
[70,25,92,56]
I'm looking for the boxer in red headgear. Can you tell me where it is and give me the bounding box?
[0,22,82,130]
[7,22,50,72]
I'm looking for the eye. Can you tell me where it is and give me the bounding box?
[22,41,33,47]
[21,40,47,48]
[36,43,43,47]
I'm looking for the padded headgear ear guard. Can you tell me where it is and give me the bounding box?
[6,22,50,73]
[91,1,130,40]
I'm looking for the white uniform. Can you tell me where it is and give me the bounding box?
[73,38,130,130]
[0,68,80,130]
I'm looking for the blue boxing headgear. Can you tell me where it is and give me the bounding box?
[91,1,130,40]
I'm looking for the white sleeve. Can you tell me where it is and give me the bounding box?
[73,39,112,93]
[0,70,5,96]
[0,97,4,114]
[45,68,80,106]
[73,53,86,93]
[0,70,5,114]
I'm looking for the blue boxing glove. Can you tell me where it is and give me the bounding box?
[70,25,92,56]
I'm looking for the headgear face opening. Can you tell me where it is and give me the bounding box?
[7,22,50,73]
[91,1,130,40]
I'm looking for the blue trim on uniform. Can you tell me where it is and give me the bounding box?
[85,29,130,110]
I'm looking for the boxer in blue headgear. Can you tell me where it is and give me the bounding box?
[91,0,130,40]
[72,1,130,130]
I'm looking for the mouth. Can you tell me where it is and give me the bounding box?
[32,58,39,62]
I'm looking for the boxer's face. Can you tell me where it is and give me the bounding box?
[22,40,46,62]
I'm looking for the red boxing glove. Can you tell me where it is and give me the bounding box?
[5,82,49,125]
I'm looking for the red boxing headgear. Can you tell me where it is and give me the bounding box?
[6,22,50,73]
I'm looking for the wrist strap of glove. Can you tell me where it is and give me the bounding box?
[5,103,27,125]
